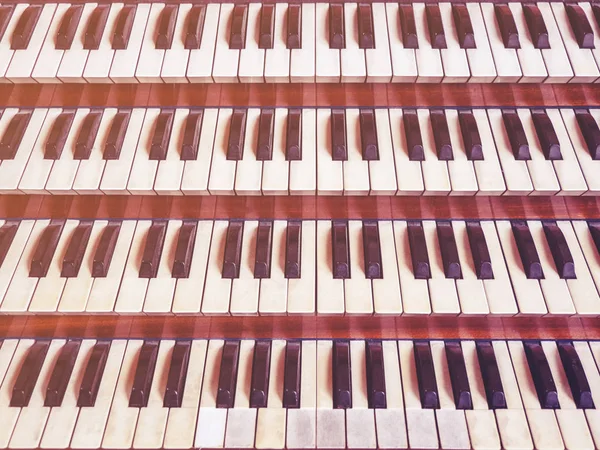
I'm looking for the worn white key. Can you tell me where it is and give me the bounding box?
[258,220,287,315]
[229,220,260,315]
[212,4,240,82]
[161,4,192,83]
[0,221,33,306]
[234,108,262,195]
[316,340,345,448]
[287,340,316,449]
[208,108,236,195]
[509,3,548,83]
[56,3,96,82]
[317,109,343,195]
[127,108,161,194]
[289,108,317,194]
[82,4,122,83]
[369,109,397,194]
[290,3,315,82]
[31,4,70,83]
[576,342,600,447]
[340,3,366,82]
[0,4,29,80]
[372,221,402,314]
[439,3,470,83]
[201,221,231,315]
[264,3,290,82]
[345,220,373,314]
[471,109,506,195]
[572,221,600,314]
[238,4,264,82]
[386,3,417,82]
[343,109,369,195]
[181,108,218,195]
[316,220,344,314]
[446,109,478,195]
[365,3,392,82]
[419,109,451,195]
[315,3,340,82]
[187,4,220,82]
[538,3,574,83]
[389,109,424,195]
[582,2,600,80]
[261,108,289,195]
[346,341,376,449]
[287,220,316,314]
[413,3,443,82]
[154,108,188,195]
[466,3,497,82]
[110,4,151,83]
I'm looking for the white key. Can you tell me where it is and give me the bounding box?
[290,3,315,82]
[365,3,392,82]
[187,4,220,82]
[472,109,506,195]
[487,109,533,194]
[261,108,289,195]
[509,3,548,83]
[154,108,188,195]
[86,220,136,312]
[208,109,236,195]
[289,108,317,194]
[340,3,366,82]
[466,3,497,82]
[212,4,240,82]
[181,108,218,195]
[161,4,192,83]
[100,108,147,194]
[576,342,600,447]
[572,220,600,314]
[316,340,345,448]
[82,4,122,83]
[229,220,260,315]
[317,109,343,195]
[258,220,287,315]
[538,3,574,83]
[344,220,373,314]
[369,109,397,195]
[6,3,57,83]
[480,3,522,82]
[393,221,431,314]
[0,4,29,80]
[264,4,290,82]
[316,220,344,314]
[287,220,316,314]
[110,4,151,83]
[172,220,213,314]
[343,109,369,195]
[413,3,444,82]
[31,4,70,83]
[372,221,402,314]
[0,221,33,306]
[234,108,262,195]
[201,221,232,315]
[446,109,478,195]
[495,220,547,315]
[582,2,600,80]
[419,109,451,195]
[127,108,162,194]
[389,109,424,195]
[439,3,470,83]
[551,2,599,82]
[135,4,167,82]
[238,4,264,82]
[315,3,340,82]
[56,3,96,82]
[287,340,316,449]
[347,341,376,449]
[386,3,418,82]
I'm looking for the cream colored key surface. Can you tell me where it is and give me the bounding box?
[208,108,236,195]
[317,109,343,195]
[110,4,150,83]
[261,108,289,195]
[289,108,317,194]
[264,4,290,83]
[31,4,70,83]
[212,4,240,82]
[0,4,28,79]
[347,341,376,449]
[287,340,316,449]
[160,4,191,83]
[238,4,264,82]
[287,220,316,314]
[316,340,345,448]
[196,340,226,449]
[315,3,340,82]
[0,221,33,307]
[234,108,262,195]
[188,4,220,82]
[127,108,162,194]
[230,221,260,315]
[366,3,392,82]
[472,109,506,195]
[446,109,478,195]
[413,3,443,82]
[340,3,366,82]
[439,3,470,83]
[537,3,574,82]
[290,3,315,82]
[201,221,232,315]
[581,341,600,448]
[389,109,424,195]
[509,3,548,83]
[258,220,287,314]
[343,109,369,195]
[372,221,402,314]
[56,3,96,82]
[154,108,188,195]
[369,109,397,194]
[465,3,497,82]
[344,220,373,314]
[82,3,121,83]
[181,108,218,195]
[419,109,451,195]
[316,221,344,314]
[386,3,417,82]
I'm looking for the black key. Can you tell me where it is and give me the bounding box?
[414,341,439,409]
[156,5,177,49]
[494,4,520,49]
[45,340,81,407]
[104,110,131,160]
[403,109,424,161]
[250,340,271,408]
[358,3,375,49]
[45,110,75,160]
[399,5,418,48]
[0,6,15,43]
[139,221,167,279]
[502,109,530,160]
[359,109,378,161]
[257,108,275,161]
[11,341,50,407]
[254,221,273,279]
[285,221,301,279]
[589,221,600,255]
[333,341,352,409]
[184,5,206,49]
[11,5,41,50]
[426,4,446,49]
[259,4,275,49]
[230,4,248,49]
[466,221,493,280]
[594,5,600,32]
[363,221,382,279]
[575,110,600,160]
[164,340,192,408]
[557,341,595,409]
[542,221,575,279]
[56,5,83,50]
[149,110,175,161]
[172,221,197,279]
[0,111,32,160]
[512,220,544,279]
[78,340,110,407]
[61,221,93,278]
[566,4,594,49]
[286,108,302,161]
[227,109,247,161]
[217,340,241,408]
[437,221,462,279]
[30,220,65,277]
[523,4,549,49]
[223,221,244,279]
[366,340,386,409]
[287,4,302,49]
[430,109,453,160]
[0,221,19,268]
[92,221,121,278]
[112,5,136,49]
[181,110,203,160]
[129,340,160,408]
[476,341,506,409]
[74,110,102,160]
[453,4,475,49]
[332,221,350,279]
[331,109,347,161]
[329,3,345,49]
[445,341,472,410]
[83,5,110,50]
[523,341,559,409]
[531,110,562,160]
[407,221,430,279]
[283,341,301,408]
[458,110,483,161]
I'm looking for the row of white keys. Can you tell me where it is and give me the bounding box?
[438,3,470,83]
[340,3,366,83]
